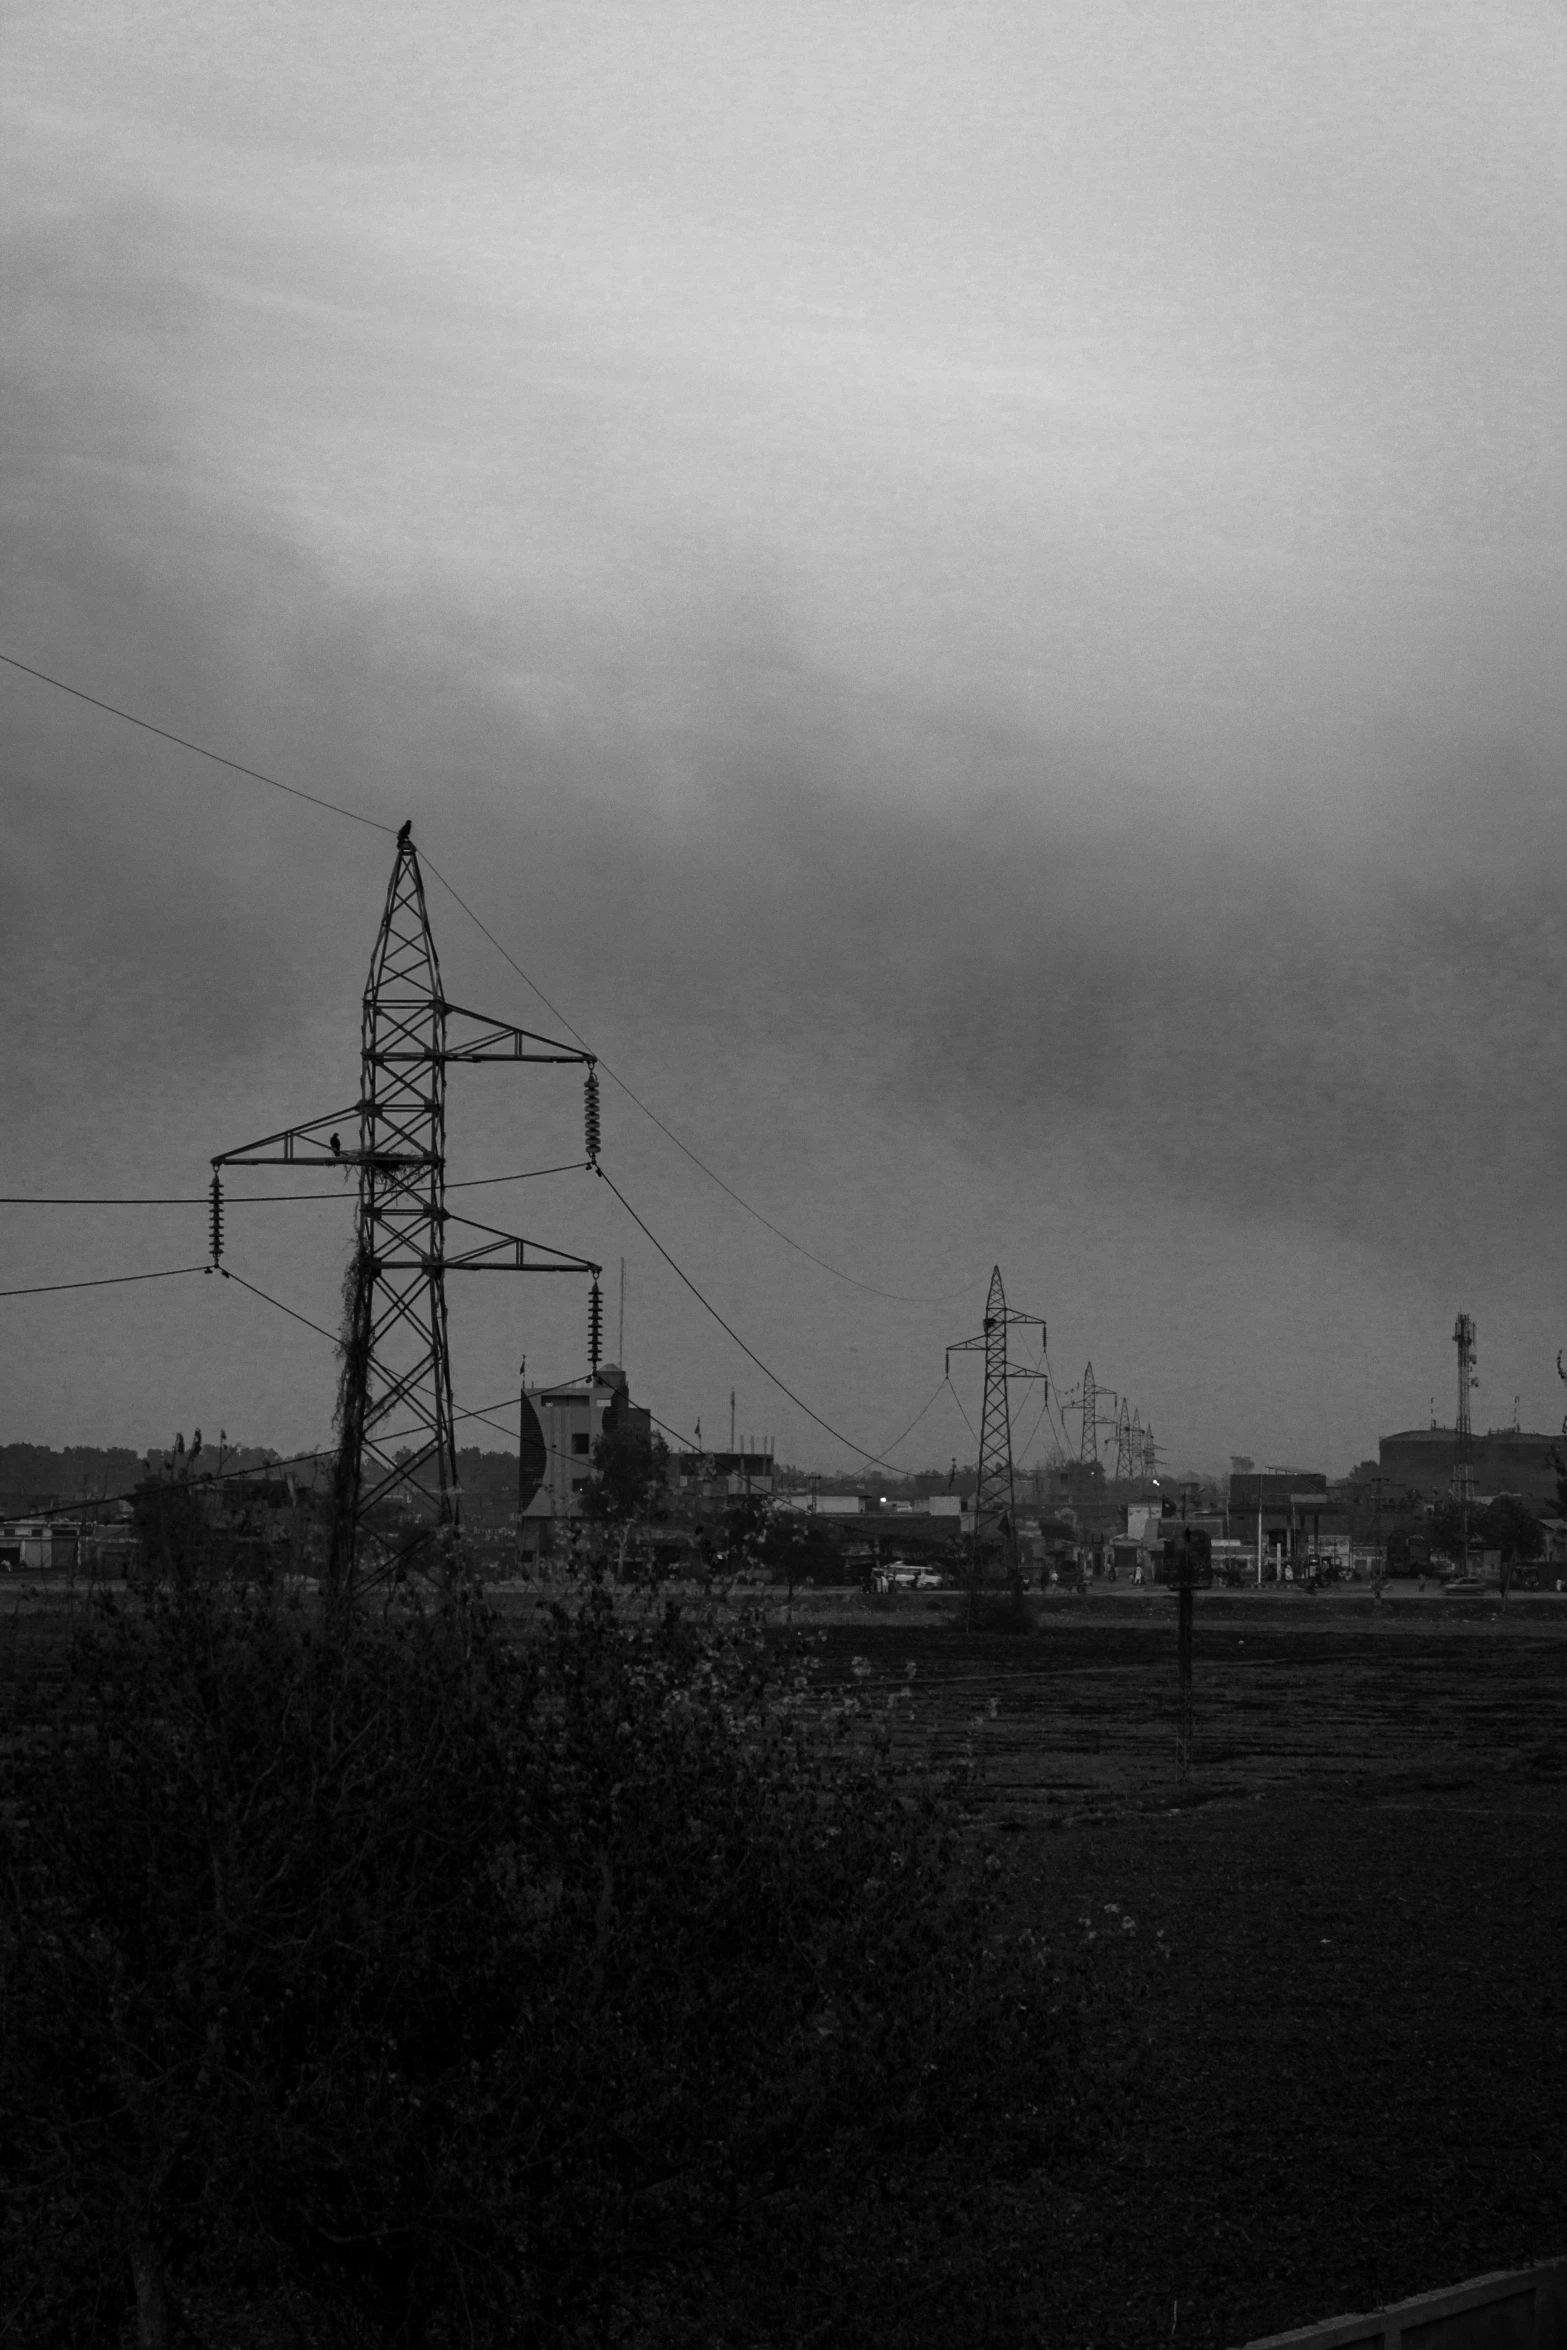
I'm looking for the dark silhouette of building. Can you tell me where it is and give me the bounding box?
[1378,1427,1559,1503]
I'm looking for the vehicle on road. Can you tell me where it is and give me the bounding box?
[872,1561,948,1592]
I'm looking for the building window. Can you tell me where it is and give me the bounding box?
[572,1433,591,1456]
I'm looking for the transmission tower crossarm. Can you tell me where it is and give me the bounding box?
[441,1212,601,1275]
[211,1108,378,1169]
[438,1004,595,1065]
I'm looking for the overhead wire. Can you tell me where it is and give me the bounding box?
[4,648,969,1305]
[216,1266,339,1346]
[0,1163,589,1206]
[868,1373,951,1472]
[420,850,973,1306]
[0,1264,211,1299]
[3,651,975,1421]
[595,1166,928,1477]
[0,651,396,836]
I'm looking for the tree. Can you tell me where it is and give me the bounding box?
[577,1422,670,1573]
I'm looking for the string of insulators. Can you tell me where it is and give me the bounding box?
[588,1278,603,1372]
[208,1172,224,1267]
[584,1064,601,1164]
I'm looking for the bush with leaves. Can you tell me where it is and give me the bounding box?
[1,1566,1108,2347]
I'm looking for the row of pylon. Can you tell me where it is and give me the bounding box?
[1074,1364,1157,1481]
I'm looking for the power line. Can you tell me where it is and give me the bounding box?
[595,1167,923,1476]
[217,1266,339,1346]
[1,1192,346,1206]
[450,1160,590,1192]
[421,852,972,1306]
[870,1374,951,1470]
[0,1163,587,1206]
[4,647,967,1307]
[0,651,395,836]
[945,1374,977,1446]
[0,1264,210,1299]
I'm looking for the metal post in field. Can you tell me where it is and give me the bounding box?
[1170,1521,1196,1780]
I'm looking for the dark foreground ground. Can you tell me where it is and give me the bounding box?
[4,1592,1563,2346]
[810,1613,1567,2347]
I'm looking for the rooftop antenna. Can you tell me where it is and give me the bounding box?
[212,823,600,1597]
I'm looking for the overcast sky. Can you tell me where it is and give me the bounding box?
[3,1,1564,1478]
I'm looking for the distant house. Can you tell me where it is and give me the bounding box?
[0,1519,81,1572]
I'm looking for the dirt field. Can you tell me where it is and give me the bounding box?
[809,1608,1567,2347]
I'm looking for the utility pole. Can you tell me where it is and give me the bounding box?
[1175,1526,1196,1780]
[212,824,600,1596]
[946,1266,1047,1618]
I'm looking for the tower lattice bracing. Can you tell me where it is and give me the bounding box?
[1079,1362,1098,1465]
[1114,1399,1134,1481]
[342,840,456,1538]
[213,826,600,1589]
[1453,1312,1477,1505]
[947,1266,1046,1587]
[975,1268,1015,1562]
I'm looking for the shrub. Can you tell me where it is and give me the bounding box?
[1,1566,1099,2347]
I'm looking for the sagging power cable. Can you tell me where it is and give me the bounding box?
[3,648,969,1307]
[595,1166,942,1477]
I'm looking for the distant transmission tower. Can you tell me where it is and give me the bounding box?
[1452,1312,1477,1496]
[212,824,601,1590]
[1079,1362,1098,1465]
[1453,1312,1477,1572]
[1130,1408,1144,1478]
[1113,1400,1134,1481]
[947,1266,1047,1593]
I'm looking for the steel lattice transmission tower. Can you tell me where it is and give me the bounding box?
[213,824,601,1588]
[1452,1310,1478,1575]
[947,1266,1047,1591]
[1078,1362,1098,1465]
[1113,1399,1134,1481]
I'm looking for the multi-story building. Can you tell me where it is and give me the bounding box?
[519,1365,652,1553]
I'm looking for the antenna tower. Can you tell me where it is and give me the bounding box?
[1079,1362,1098,1465]
[213,825,601,1591]
[946,1266,1046,1591]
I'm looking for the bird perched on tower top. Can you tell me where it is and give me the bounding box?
[397,820,411,844]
